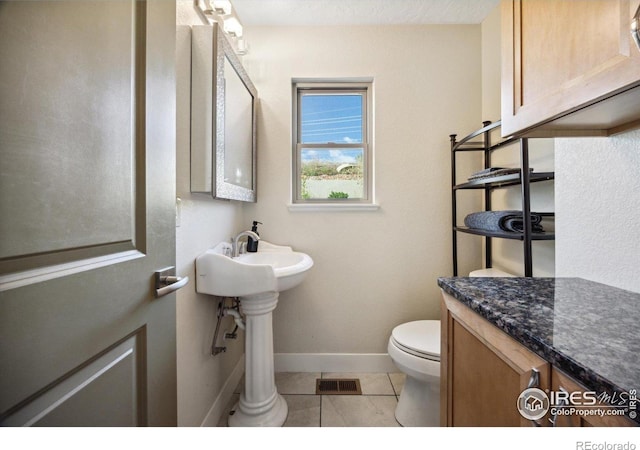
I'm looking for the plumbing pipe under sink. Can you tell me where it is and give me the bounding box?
[223,307,245,330]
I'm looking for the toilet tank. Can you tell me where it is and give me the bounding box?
[469,268,515,277]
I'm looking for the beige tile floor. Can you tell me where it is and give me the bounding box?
[217,372,406,427]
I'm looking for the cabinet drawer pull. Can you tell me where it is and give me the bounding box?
[526,368,540,389]
[632,4,640,52]
[550,387,570,427]
[526,368,543,427]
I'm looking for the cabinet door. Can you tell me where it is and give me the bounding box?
[551,369,635,427]
[501,0,640,137]
[441,292,550,426]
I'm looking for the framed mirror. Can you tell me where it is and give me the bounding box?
[191,24,258,201]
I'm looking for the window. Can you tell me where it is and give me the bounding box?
[292,80,373,206]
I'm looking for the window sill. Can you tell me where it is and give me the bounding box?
[287,203,380,212]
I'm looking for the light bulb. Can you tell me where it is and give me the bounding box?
[223,17,243,37]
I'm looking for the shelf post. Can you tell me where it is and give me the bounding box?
[520,138,533,277]
[483,121,492,270]
[450,133,458,276]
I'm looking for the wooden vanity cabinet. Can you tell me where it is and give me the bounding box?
[441,291,637,427]
[501,0,640,137]
[551,368,635,427]
[441,292,550,426]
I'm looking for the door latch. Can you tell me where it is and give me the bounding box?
[154,266,189,298]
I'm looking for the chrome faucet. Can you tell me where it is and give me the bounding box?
[231,230,260,257]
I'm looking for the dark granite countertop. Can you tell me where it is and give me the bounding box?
[437,277,640,424]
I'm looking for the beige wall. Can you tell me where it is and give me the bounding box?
[481,6,501,121]
[242,25,483,355]
[480,6,555,277]
[175,2,245,426]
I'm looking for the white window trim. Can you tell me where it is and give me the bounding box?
[291,78,376,209]
[287,203,380,212]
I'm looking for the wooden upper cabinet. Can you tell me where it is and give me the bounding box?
[501,0,640,137]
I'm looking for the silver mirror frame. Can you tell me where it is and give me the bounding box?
[191,24,258,202]
[214,24,258,202]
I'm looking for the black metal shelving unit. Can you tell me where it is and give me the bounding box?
[450,120,555,277]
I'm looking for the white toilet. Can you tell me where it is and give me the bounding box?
[387,320,441,427]
[388,269,515,426]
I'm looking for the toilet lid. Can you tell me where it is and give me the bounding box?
[391,320,440,360]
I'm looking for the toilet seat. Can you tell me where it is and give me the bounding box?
[390,320,440,361]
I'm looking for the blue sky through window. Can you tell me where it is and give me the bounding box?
[300,94,363,164]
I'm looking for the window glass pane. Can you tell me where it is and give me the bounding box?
[300,148,364,200]
[300,94,363,144]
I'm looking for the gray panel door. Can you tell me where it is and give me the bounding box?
[0,0,177,426]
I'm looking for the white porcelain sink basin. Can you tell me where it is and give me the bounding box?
[197,240,313,426]
[195,241,314,297]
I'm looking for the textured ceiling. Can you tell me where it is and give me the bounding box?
[232,0,500,26]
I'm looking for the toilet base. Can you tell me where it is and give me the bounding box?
[395,375,440,427]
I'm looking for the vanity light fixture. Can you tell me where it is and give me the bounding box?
[223,17,243,37]
[194,0,248,54]
[211,0,232,16]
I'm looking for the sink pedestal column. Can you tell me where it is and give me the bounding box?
[228,291,288,427]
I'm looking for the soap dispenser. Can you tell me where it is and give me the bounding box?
[247,221,262,252]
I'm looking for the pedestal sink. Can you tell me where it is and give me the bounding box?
[195,241,313,426]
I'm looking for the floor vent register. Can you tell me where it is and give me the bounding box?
[315,378,362,395]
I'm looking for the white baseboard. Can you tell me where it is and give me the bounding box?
[200,356,245,427]
[274,353,397,373]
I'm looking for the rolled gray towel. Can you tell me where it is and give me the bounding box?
[464,210,544,233]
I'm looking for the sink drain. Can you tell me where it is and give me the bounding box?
[316,378,362,395]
